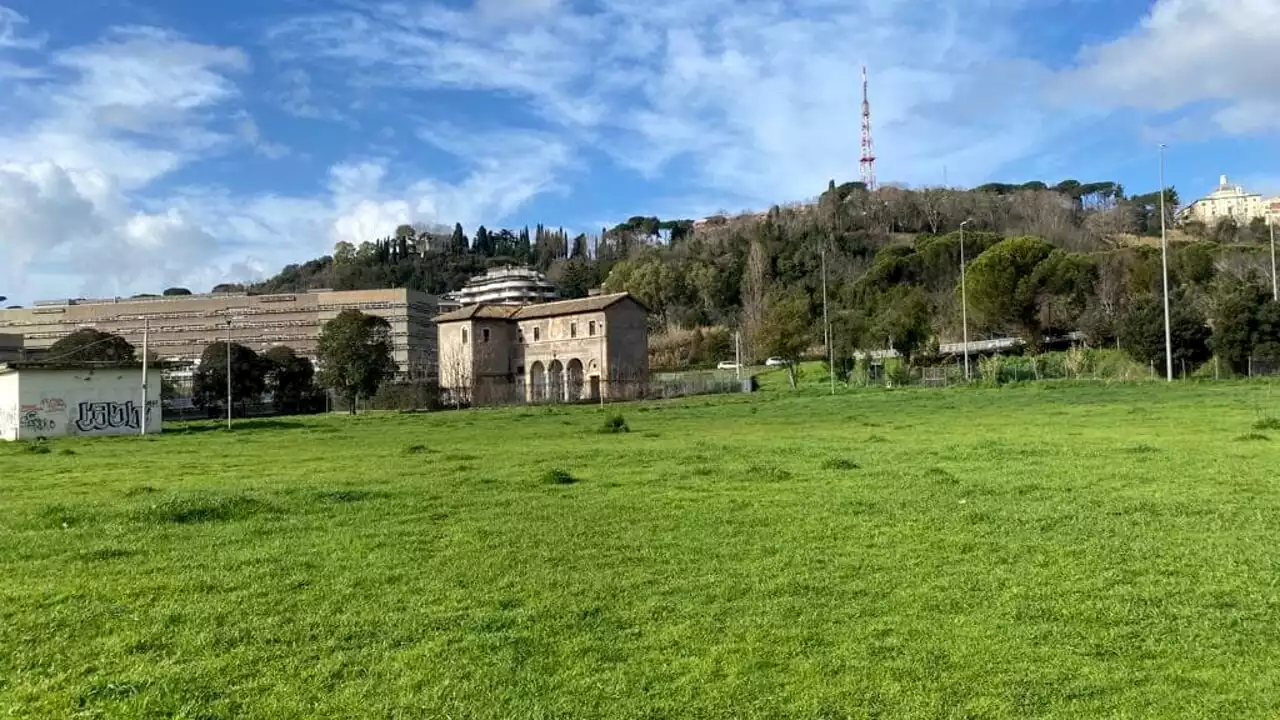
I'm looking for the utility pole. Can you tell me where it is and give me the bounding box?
[734,331,741,382]
[140,317,149,436]
[959,219,972,381]
[1158,144,1173,382]
[226,317,233,430]
[822,244,834,395]
[1270,214,1277,300]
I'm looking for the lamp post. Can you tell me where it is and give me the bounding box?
[959,219,972,381]
[822,243,834,395]
[225,317,233,430]
[1158,143,1173,382]
[1270,214,1277,300]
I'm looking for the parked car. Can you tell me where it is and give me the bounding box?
[717,361,740,370]
[765,357,788,367]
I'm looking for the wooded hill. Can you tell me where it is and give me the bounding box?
[232,178,1280,374]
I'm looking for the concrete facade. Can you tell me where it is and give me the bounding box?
[435,293,649,404]
[0,288,439,380]
[0,334,23,363]
[0,363,163,441]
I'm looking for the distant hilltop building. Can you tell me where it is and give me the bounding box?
[443,266,558,308]
[1179,175,1280,224]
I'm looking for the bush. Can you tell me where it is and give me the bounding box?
[600,415,630,434]
[542,468,578,485]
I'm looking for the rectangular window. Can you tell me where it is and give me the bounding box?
[533,327,540,341]
[588,321,596,336]
[482,328,490,343]
[461,328,468,344]
[570,323,577,338]
[517,330,524,344]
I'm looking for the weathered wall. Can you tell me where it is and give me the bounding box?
[606,300,650,397]
[0,373,17,441]
[0,368,163,441]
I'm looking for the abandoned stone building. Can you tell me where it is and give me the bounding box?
[434,293,649,404]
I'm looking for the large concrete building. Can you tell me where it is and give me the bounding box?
[0,289,439,380]
[444,266,559,307]
[1179,175,1280,225]
[0,334,23,363]
[435,293,649,405]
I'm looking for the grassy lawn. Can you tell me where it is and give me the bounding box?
[4,382,1280,718]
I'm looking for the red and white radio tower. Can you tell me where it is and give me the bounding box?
[859,64,877,191]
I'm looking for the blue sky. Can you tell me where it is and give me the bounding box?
[1,0,1278,304]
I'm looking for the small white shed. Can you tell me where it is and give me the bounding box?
[0,362,163,441]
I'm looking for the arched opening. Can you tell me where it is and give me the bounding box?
[548,360,565,403]
[529,361,546,402]
[566,359,585,401]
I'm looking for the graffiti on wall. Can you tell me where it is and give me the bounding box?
[15,399,65,435]
[74,401,142,433]
[19,411,56,432]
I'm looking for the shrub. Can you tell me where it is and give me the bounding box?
[542,468,578,485]
[600,415,630,434]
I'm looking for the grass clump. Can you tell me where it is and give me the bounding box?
[822,457,860,471]
[23,438,51,454]
[542,468,578,485]
[600,414,630,434]
[1235,432,1270,442]
[1253,417,1280,431]
[136,493,277,525]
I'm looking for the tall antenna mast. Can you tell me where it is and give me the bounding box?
[860,64,877,191]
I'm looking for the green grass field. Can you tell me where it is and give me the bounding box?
[4,381,1280,718]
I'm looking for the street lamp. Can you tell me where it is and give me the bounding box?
[1269,214,1277,301]
[1158,144,1173,382]
[822,241,834,395]
[225,317,233,430]
[959,219,972,381]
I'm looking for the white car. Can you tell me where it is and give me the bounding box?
[717,361,740,370]
[765,357,788,367]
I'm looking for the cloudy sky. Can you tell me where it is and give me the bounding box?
[1,0,1278,304]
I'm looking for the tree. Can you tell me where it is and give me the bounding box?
[869,286,933,366]
[1210,281,1265,374]
[1120,293,1210,376]
[333,241,356,264]
[570,233,588,259]
[48,329,135,362]
[474,226,492,256]
[965,236,1056,345]
[1254,300,1280,365]
[263,346,318,414]
[317,310,395,413]
[163,287,192,296]
[193,342,267,416]
[757,290,811,388]
[449,223,468,255]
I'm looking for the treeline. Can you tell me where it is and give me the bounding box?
[46,311,412,415]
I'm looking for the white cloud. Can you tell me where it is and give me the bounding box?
[1054,0,1280,134]
[268,0,1095,210]
[0,6,569,303]
[0,5,43,50]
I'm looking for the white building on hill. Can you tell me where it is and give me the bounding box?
[1179,175,1280,224]
[444,266,559,307]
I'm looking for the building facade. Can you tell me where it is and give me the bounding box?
[1,362,163,441]
[444,266,559,307]
[436,293,649,404]
[0,289,439,380]
[1179,175,1280,224]
[0,334,23,363]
